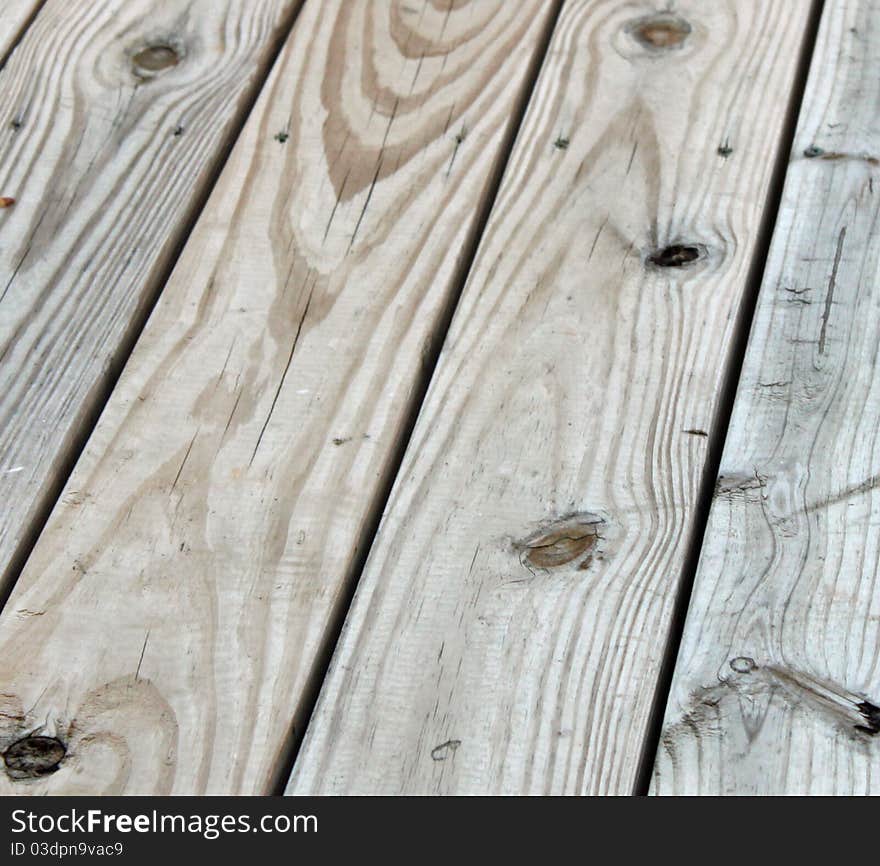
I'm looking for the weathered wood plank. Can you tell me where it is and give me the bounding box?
[289,0,816,795]
[0,1,44,62]
[0,0,301,598]
[0,0,560,794]
[653,0,880,795]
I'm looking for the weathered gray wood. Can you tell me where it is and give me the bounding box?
[653,0,880,795]
[289,0,815,795]
[0,0,301,598]
[0,0,559,794]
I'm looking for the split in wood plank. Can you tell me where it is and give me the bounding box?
[0,0,561,794]
[653,0,880,796]
[290,0,817,795]
[0,0,303,601]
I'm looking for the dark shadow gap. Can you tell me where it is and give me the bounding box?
[269,0,568,795]
[0,0,309,617]
[631,0,828,796]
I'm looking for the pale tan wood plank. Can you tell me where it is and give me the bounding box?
[289,0,815,795]
[0,0,301,597]
[653,0,880,795]
[0,0,559,794]
[0,1,44,62]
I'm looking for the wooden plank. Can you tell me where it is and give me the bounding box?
[0,0,301,598]
[652,0,880,796]
[289,0,816,795]
[0,0,560,795]
[0,2,44,62]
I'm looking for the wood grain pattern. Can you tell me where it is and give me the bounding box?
[0,0,559,794]
[289,0,815,795]
[0,0,301,599]
[0,2,44,62]
[653,0,880,795]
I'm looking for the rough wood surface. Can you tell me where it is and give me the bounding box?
[653,0,880,795]
[0,0,301,599]
[289,0,815,795]
[0,0,558,795]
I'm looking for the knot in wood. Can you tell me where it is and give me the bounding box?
[3,735,66,779]
[627,14,692,51]
[648,244,702,268]
[132,43,180,75]
[516,513,604,570]
[729,656,757,674]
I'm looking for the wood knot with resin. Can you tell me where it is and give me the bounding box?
[626,13,692,51]
[132,42,182,78]
[515,513,605,570]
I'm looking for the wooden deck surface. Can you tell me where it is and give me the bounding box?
[1,0,877,796]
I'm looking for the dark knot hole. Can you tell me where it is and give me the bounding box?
[648,244,702,268]
[3,735,66,779]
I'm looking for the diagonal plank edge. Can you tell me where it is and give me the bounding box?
[0,1,45,67]
[289,0,817,795]
[652,0,880,795]
[0,0,304,605]
[0,0,561,795]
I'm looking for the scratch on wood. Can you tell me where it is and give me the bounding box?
[170,430,199,493]
[819,225,846,354]
[323,167,350,243]
[249,284,315,466]
[625,141,638,175]
[588,217,608,261]
[431,739,461,761]
[446,125,467,178]
[135,630,151,681]
[349,159,384,251]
